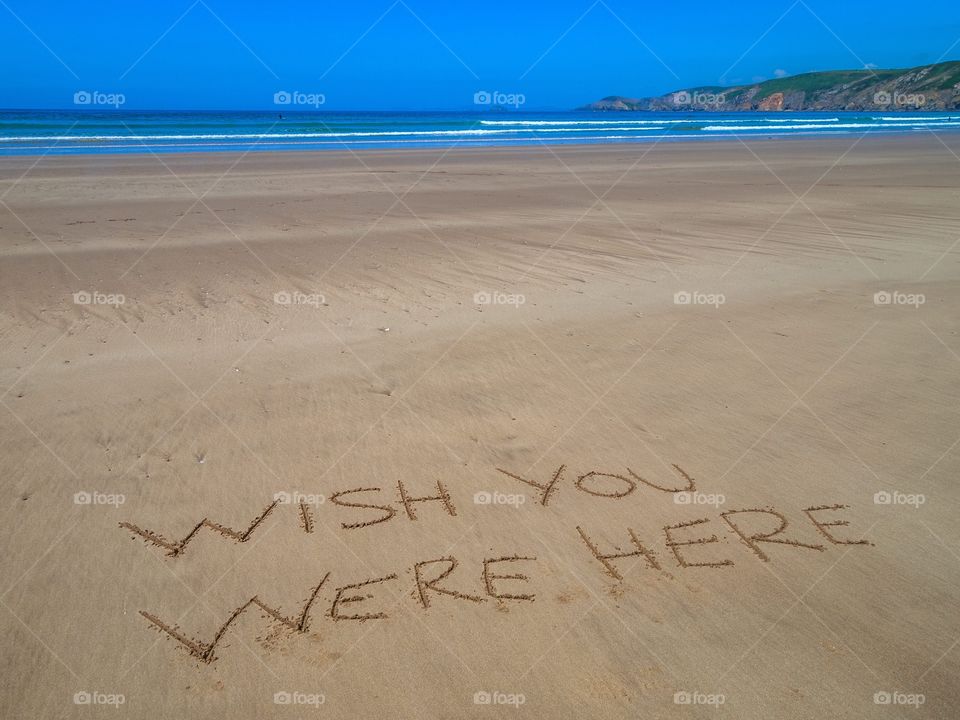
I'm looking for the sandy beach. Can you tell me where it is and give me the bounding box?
[1,135,958,718]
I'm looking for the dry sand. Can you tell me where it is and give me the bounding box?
[0,136,958,718]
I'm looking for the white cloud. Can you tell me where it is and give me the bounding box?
[773,68,788,78]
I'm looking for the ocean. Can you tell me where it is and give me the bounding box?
[1,110,959,155]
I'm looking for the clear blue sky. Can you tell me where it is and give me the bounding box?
[1,0,958,110]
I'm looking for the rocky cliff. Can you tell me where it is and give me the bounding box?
[581,61,960,111]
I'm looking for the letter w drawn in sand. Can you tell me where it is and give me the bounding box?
[119,499,313,557]
[140,575,330,663]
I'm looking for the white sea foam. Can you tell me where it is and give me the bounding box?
[878,116,960,121]
[481,119,703,125]
[3,130,875,153]
[479,117,841,126]
[0,127,674,142]
[701,121,960,131]
[4,113,957,153]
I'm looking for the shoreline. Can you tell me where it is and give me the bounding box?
[2,107,960,158]
[0,131,953,168]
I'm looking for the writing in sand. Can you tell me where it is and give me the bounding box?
[120,459,872,663]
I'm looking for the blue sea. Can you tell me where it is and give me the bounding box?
[1,110,959,156]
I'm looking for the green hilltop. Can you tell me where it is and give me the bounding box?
[582,61,960,111]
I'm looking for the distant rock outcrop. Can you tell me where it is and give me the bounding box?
[580,61,960,112]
